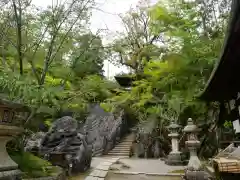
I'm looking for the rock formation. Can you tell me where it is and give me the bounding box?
[25,104,130,174]
[83,104,127,155]
[25,132,46,155]
[39,116,92,174]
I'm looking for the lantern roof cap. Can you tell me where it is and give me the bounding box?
[168,121,181,129]
[183,118,198,133]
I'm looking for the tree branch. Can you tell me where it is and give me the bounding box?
[40,0,92,85]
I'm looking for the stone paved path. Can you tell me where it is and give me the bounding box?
[106,173,182,180]
[70,157,119,180]
[69,157,107,180]
[114,158,185,174]
[71,157,185,180]
[83,157,120,180]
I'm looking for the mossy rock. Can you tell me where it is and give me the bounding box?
[9,151,61,178]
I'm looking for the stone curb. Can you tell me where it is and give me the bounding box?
[84,157,120,180]
[111,171,184,177]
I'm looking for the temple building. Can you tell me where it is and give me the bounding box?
[200,1,240,178]
[201,0,240,136]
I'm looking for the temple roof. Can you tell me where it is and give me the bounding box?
[201,0,240,101]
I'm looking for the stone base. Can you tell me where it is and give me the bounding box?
[0,126,24,180]
[0,169,21,180]
[165,152,186,166]
[184,170,208,180]
[0,136,19,170]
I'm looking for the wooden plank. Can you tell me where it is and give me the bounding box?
[216,158,239,162]
[219,167,240,169]
[219,163,239,166]
[220,169,240,172]
[213,157,240,173]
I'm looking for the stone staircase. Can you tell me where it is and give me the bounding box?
[105,134,134,157]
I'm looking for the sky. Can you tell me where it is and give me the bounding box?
[31,0,156,79]
[90,0,141,79]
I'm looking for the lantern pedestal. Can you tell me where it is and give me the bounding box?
[166,133,185,165]
[0,99,30,179]
[165,122,185,166]
[0,125,23,179]
[166,151,184,165]
[183,118,208,180]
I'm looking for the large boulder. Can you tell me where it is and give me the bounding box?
[39,116,92,174]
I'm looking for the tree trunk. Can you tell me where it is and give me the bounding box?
[12,0,23,75]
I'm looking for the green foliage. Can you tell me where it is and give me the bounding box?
[0,0,116,123]
[71,33,105,78]
[0,70,72,114]
[110,2,165,73]
[0,69,116,118]
[0,0,231,131]
[78,75,115,102]
[105,0,229,126]
[224,121,233,128]
[44,119,52,128]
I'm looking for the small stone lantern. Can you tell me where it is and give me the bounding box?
[0,99,30,179]
[165,120,184,165]
[183,118,207,180]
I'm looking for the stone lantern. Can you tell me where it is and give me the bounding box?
[183,118,207,180]
[165,120,184,165]
[0,99,30,179]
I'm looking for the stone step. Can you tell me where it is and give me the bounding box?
[122,136,134,139]
[115,145,131,147]
[103,134,134,157]
[119,141,132,144]
[121,137,134,140]
[115,144,131,147]
[106,155,129,157]
[114,145,131,148]
[110,150,130,153]
[108,152,129,155]
[116,143,131,146]
[112,146,130,149]
[116,142,132,145]
[106,152,129,156]
[111,146,130,149]
[111,148,130,151]
[109,150,130,153]
[103,155,128,158]
[107,151,129,153]
[119,141,132,143]
[116,143,132,145]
